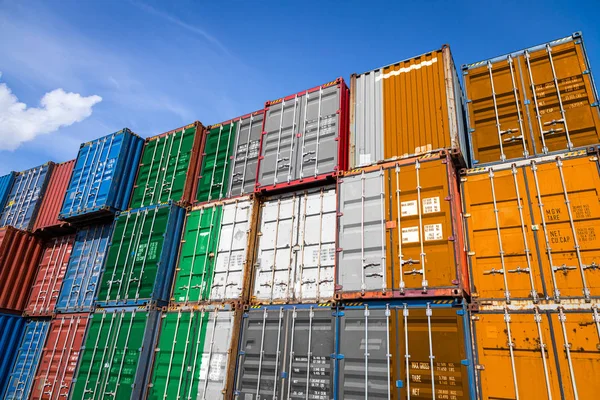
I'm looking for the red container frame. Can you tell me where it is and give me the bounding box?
[255,77,350,194]
[33,160,75,235]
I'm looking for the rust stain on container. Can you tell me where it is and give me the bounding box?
[24,234,75,317]
[462,150,600,302]
[30,313,89,399]
[0,226,44,312]
[472,306,600,400]
[464,33,600,165]
[33,160,75,234]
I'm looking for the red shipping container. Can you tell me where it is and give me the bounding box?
[24,235,75,317]
[33,160,75,233]
[30,313,89,399]
[0,226,43,312]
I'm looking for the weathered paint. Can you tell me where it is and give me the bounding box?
[171,196,258,305]
[351,46,468,167]
[55,223,112,313]
[96,202,185,307]
[24,234,75,317]
[129,122,205,209]
[2,320,50,400]
[30,313,89,400]
[464,32,600,165]
[0,162,54,231]
[70,307,160,400]
[0,313,26,394]
[60,129,144,221]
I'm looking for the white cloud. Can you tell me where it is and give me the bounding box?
[0,75,102,151]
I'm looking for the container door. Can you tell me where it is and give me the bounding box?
[229,113,264,197]
[56,224,111,312]
[235,307,287,399]
[197,311,237,399]
[549,308,600,400]
[98,206,171,304]
[83,134,122,213]
[3,321,49,399]
[148,310,209,400]
[71,310,148,399]
[198,123,237,203]
[1,164,50,230]
[388,158,461,293]
[295,84,340,180]
[464,56,531,164]
[352,71,384,168]
[521,38,600,156]
[472,309,561,400]
[210,200,252,302]
[173,205,222,304]
[525,155,600,300]
[259,97,302,186]
[395,305,471,400]
[337,169,388,293]
[463,166,545,302]
[338,307,393,399]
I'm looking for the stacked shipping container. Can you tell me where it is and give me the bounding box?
[0,30,598,400]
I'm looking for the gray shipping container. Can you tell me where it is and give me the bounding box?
[234,305,336,400]
[251,186,337,304]
[228,110,265,197]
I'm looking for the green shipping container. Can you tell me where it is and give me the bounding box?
[147,307,241,400]
[196,121,238,203]
[171,196,257,305]
[96,203,185,307]
[71,308,160,400]
[129,122,204,209]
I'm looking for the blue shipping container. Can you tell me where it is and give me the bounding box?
[0,313,25,394]
[234,300,476,400]
[0,163,54,231]
[55,223,113,313]
[2,320,50,400]
[95,202,185,307]
[0,172,16,214]
[59,128,144,221]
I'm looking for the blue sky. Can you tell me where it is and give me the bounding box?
[0,0,598,175]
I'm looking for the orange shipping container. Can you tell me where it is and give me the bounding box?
[463,32,600,166]
[462,149,600,303]
[471,304,599,400]
[33,160,75,234]
[350,46,468,168]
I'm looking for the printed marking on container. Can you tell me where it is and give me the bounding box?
[424,224,443,241]
[401,200,418,217]
[422,197,441,214]
[402,226,419,243]
[376,57,439,81]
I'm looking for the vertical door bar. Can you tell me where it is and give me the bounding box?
[426,304,436,400]
[404,305,411,400]
[524,51,550,154]
[508,55,529,157]
[487,61,508,161]
[187,310,204,400]
[379,168,387,291]
[286,307,298,400]
[256,308,268,398]
[395,165,405,292]
[488,169,511,302]
[503,307,520,400]
[415,161,428,291]
[269,200,282,303]
[272,307,284,399]
[546,45,573,149]
[209,126,224,201]
[287,95,298,183]
[167,128,186,200]
[313,87,323,177]
[273,99,286,185]
[304,307,314,400]
[533,308,553,400]
[558,308,579,400]
[200,310,220,399]
[142,139,160,207]
[360,171,366,292]
[364,305,369,400]
[163,311,182,399]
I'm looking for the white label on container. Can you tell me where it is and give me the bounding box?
[401,200,418,217]
[424,224,443,241]
[360,153,371,166]
[422,197,441,214]
[402,226,419,243]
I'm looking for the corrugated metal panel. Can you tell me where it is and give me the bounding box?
[234,304,336,400]
[0,313,26,394]
[55,223,112,313]
[256,78,350,193]
[30,313,89,400]
[227,110,265,198]
[337,153,469,299]
[0,162,54,231]
[147,307,241,400]
[24,234,75,317]
[462,149,600,302]
[0,172,16,214]
[196,121,238,203]
[351,46,468,167]
[464,32,600,166]
[338,300,474,399]
[2,320,50,400]
[96,202,185,307]
[129,122,205,209]
[251,186,337,304]
[172,196,258,305]
[70,307,160,399]
[471,306,599,400]
[60,129,144,221]
[32,160,75,233]
[0,226,44,312]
